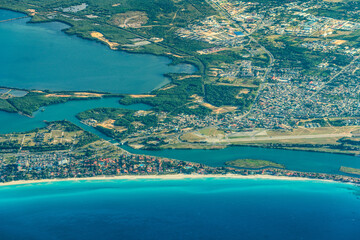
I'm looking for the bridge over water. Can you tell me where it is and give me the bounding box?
[0,16,28,23]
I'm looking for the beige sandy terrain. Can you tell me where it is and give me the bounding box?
[202,103,237,114]
[45,94,72,98]
[177,75,201,80]
[85,14,98,19]
[0,174,337,187]
[96,120,127,132]
[323,0,343,2]
[165,53,185,58]
[238,88,250,94]
[45,92,103,98]
[190,94,203,103]
[97,119,116,129]
[129,94,156,98]
[333,40,347,45]
[90,32,119,50]
[159,85,176,91]
[73,92,103,98]
[111,11,148,28]
[26,9,36,16]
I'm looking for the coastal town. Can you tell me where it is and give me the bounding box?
[1,0,360,184]
[0,120,358,185]
[0,151,212,183]
[2,1,360,238]
[1,149,360,185]
[61,0,360,154]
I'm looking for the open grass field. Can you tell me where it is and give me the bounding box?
[225,159,285,169]
[231,137,342,145]
[176,126,360,155]
[0,121,98,152]
[198,127,224,137]
[0,90,107,115]
[180,133,205,142]
[197,126,359,145]
[340,166,360,175]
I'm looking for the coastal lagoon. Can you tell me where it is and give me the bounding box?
[1,96,360,176]
[123,145,360,176]
[0,178,359,240]
[0,7,360,240]
[0,9,195,93]
[1,6,360,177]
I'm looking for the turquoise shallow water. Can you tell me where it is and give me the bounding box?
[0,8,22,21]
[0,9,195,93]
[0,179,359,240]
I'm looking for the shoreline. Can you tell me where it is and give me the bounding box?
[0,174,341,187]
[0,8,197,95]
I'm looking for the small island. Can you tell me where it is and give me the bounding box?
[340,166,360,176]
[225,159,285,169]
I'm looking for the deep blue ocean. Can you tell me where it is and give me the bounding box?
[0,179,359,240]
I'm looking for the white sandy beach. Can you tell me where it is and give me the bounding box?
[0,174,336,187]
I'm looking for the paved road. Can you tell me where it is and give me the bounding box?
[216,133,352,143]
[292,56,360,111]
